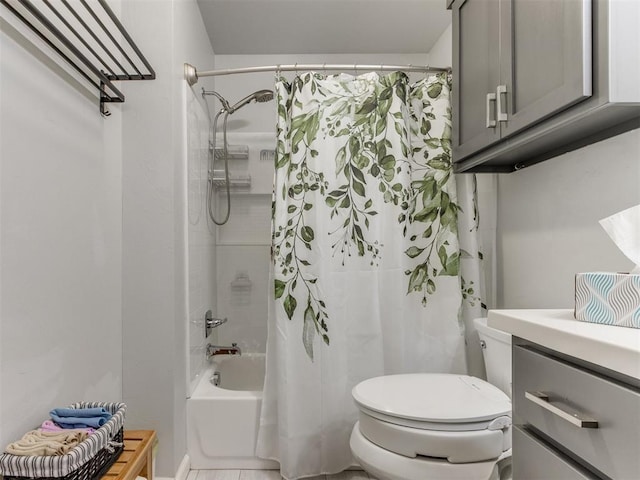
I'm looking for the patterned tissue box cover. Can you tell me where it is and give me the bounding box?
[575,272,640,328]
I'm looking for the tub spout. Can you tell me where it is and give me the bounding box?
[207,343,241,357]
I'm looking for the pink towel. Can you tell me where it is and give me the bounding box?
[40,420,94,435]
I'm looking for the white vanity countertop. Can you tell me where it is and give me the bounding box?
[488,309,640,380]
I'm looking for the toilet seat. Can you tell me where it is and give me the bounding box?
[350,423,508,480]
[358,412,511,463]
[352,374,511,430]
[352,374,512,464]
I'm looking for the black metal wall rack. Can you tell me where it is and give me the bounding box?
[1,0,155,116]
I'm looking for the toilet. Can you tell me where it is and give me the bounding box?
[350,317,513,480]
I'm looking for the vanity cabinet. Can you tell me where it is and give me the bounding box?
[512,339,640,479]
[450,0,640,172]
[512,426,597,480]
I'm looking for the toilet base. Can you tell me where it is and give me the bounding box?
[350,423,509,480]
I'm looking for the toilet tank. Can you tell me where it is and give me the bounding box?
[474,317,512,398]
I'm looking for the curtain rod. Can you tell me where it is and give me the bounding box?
[184,63,450,86]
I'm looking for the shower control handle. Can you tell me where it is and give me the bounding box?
[204,310,228,337]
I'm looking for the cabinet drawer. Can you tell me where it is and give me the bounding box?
[514,345,640,479]
[513,426,598,479]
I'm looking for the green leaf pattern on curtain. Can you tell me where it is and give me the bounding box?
[404,74,459,304]
[272,72,458,360]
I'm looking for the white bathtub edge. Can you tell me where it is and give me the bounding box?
[187,356,271,469]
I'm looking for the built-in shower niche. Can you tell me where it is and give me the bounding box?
[213,132,276,195]
[214,144,249,160]
[211,143,252,188]
[211,171,252,188]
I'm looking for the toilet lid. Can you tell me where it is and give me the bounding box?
[352,374,511,425]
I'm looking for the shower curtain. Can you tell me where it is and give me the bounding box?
[257,71,481,479]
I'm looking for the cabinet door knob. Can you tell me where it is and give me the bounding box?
[525,391,599,429]
[496,85,508,122]
[486,92,497,128]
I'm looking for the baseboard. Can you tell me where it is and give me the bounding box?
[189,456,279,470]
[155,454,190,480]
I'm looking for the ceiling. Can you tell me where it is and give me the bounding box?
[196,0,452,55]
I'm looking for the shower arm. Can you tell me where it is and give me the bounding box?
[202,89,231,112]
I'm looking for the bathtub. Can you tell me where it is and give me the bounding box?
[187,353,279,469]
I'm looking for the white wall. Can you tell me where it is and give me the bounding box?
[0,13,122,448]
[428,23,452,68]
[497,128,640,308]
[120,0,215,475]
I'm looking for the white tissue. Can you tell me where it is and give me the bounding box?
[599,204,640,274]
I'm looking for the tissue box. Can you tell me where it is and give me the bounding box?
[575,272,640,328]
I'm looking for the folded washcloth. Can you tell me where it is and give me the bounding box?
[5,429,88,456]
[49,407,111,419]
[49,414,109,429]
[40,420,94,435]
[49,407,111,429]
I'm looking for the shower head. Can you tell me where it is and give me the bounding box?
[227,89,274,114]
[202,89,231,112]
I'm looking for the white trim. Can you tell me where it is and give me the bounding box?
[175,454,191,480]
[189,457,279,469]
[153,455,189,480]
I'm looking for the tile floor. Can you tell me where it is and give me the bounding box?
[188,470,375,480]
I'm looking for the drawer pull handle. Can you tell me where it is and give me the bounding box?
[525,391,598,429]
[486,92,497,128]
[496,84,508,122]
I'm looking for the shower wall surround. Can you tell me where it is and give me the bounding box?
[214,133,274,352]
[186,87,218,393]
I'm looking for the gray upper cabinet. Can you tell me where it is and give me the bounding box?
[451,0,640,173]
[500,0,592,137]
[452,0,501,159]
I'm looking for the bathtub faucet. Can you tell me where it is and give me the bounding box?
[207,343,241,357]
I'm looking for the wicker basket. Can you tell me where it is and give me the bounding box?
[0,402,126,480]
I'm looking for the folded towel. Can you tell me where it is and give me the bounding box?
[49,407,111,419]
[40,420,94,435]
[49,407,111,429]
[5,429,88,456]
[49,414,109,429]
